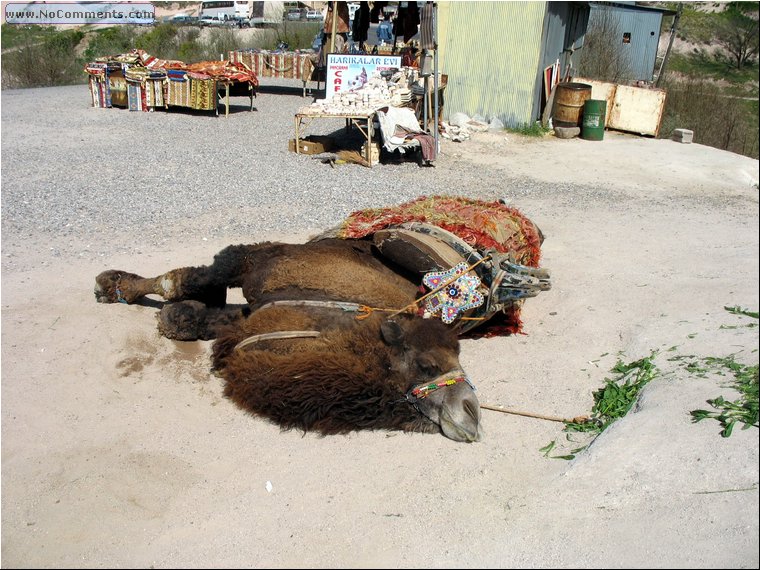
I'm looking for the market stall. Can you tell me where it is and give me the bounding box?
[297,1,442,162]
[229,50,319,97]
[293,63,435,167]
[84,49,258,116]
[295,107,378,164]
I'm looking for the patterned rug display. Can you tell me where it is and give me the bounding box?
[84,49,258,113]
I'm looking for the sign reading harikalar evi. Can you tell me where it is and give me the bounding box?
[326,54,402,99]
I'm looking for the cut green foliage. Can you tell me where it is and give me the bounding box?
[724,305,759,319]
[564,352,659,435]
[542,303,758,457]
[719,306,758,330]
[539,440,557,457]
[541,353,659,459]
[539,439,585,461]
[671,306,759,436]
[690,358,758,437]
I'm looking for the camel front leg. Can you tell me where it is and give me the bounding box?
[94,267,227,307]
[94,244,271,306]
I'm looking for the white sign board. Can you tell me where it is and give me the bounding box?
[326,54,402,99]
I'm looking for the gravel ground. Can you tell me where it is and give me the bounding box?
[0,80,622,274]
[3,81,753,273]
[0,83,463,264]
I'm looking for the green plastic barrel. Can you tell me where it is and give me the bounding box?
[581,99,606,141]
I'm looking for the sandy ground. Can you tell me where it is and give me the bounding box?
[2,110,759,567]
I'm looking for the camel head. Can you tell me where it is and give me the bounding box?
[380,317,482,443]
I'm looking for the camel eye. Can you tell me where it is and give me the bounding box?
[418,355,441,376]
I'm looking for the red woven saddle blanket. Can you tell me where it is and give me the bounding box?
[334,195,543,268]
[328,195,548,337]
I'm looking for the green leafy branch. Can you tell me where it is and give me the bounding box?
[542,352,659,460]
[686,306,759,437]
[540,305,758,458]
[564,352,659,435]
[724,305,759,319]
[689,358,758,437]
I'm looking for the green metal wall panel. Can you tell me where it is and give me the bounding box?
[436,1,547,127]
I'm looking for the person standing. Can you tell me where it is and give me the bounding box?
[376,18,393,44]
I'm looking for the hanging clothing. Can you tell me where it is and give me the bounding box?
[369,1,387,23]
[319,32,348,65]
[324,2,350,34]
[394,2,420,43]
[351,2,370,43]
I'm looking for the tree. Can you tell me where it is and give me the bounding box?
[714,5,759,70]
[577,7,635,83]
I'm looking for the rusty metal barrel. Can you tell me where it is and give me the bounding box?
[552,82,592,128]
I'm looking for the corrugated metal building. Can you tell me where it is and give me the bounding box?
[434,1,668,128]
[587,1,668,82]
[436,1,589,128]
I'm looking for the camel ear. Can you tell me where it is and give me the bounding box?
[380,319,405,346]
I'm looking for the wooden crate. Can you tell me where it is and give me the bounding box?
[289,136,335,154]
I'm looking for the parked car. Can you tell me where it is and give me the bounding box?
[230,16,251,28]
[167,15,198,26]
[286,9,302,21]
[305,10,323,21]
[199,16,227,27]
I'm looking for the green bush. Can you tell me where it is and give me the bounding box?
[135,23,179,59]
[83,26,138,61]
[660,76,759,159]
[2,28,85,88]
[203,28,239,61]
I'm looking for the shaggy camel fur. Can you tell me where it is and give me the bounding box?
[211,304,481,441]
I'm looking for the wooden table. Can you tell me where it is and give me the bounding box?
[294,109,379,166]
[217,80,256,117]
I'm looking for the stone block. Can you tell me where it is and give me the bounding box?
[554,126,580,139]
[672,128,694,144]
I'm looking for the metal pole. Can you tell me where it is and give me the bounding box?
[423,73,429,132]
[329,1,338,55]
[656,4,682,88]
[433,2,439,159]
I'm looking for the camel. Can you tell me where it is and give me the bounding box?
[94,196,551,442]
[213,303,480,442]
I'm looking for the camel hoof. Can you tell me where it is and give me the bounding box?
[94,270,144,304]
[158,301,208,340]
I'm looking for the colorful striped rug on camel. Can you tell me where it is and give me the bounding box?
[316,195,550,337]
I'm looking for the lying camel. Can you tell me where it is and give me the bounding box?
[94,196,551,441]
